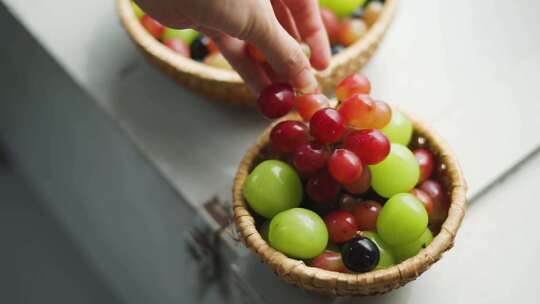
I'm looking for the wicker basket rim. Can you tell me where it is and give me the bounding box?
[232,111,467,291]
[116,0,399,84]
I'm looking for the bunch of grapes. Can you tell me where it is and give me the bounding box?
[131,0,385,69]
[243,73,449,273]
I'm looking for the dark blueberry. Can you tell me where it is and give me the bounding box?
[351,8,364,19]
[341,236,379,273]
[190,36,210,61]
[331,44,345,55]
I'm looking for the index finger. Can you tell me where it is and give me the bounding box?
[281,0,331,70]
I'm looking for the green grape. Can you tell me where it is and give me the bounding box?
[269,208,328,259]
[392,228,433,262]
[376,193,428,246]
[319,0,367,19]
[381,110,413,146]
[162,28,200,44]
[131,1,144,19]
[243,160,302,218]
[259,221,270,241]
[362,231,395,269]
[370,144,420,198]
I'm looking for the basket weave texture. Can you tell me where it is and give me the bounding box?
[232,112,467,296]
[117,0,398,106]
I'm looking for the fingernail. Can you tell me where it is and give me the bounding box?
[295,69,319,94]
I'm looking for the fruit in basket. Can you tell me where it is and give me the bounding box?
[364,0,384,27]
[376,193,428,246]
[343,129,390,165]
[320,0,367,19]
[339,94,387,129]
[310,251,349,273]
[324,210,358,243]
[414,148,435,184]
[391,228,433,262]
[343,165,371,194]
[419,179,449,225]
[243,73,453,275]
[292,142,329,175]
[328,149,363,184]
[190,36,211,61]
[257,83,295,119]
[243,160,302,218]
[336,73,371,101]
[140,15,165,39]
[362,231,395,268]
[370,144,420,198]
[353,200,382,231]
[162,28,200,44]
[295,93,330,122]
[270,120,309,154]
[163,38,190,57]
[131,1,144,19]
[203,52,233,70]
[338,19,368,46]
[269,208,328,259]
[410,188,434,216]
[310,108,346,144]
[341,236,379,273]
[381,110,413,146]
[306,170,341,204]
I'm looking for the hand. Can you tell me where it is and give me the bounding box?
[135,0,331,95]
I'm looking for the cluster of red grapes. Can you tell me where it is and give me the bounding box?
[244,73,450,274]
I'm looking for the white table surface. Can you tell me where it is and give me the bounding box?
[3,0,540,303]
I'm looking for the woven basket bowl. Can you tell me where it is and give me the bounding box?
[232,112,467,296]
[117,0,398,106]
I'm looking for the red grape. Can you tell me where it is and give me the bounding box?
[207,39,219,53]
[372,100,392,129]
[338,94,377,129]
[270,120,309,154]
[309,251,349,273]
[343,129,390,165]
[306,170,341,204]
[414,148,435,183]
[353,200,382,231]
[257,83,295,119]
[419,180,449,225]
[163,38,190,57]
[246,44,266,62]
[336,74,372,102]
[338,19,367,46]
[320,8,340,43]
[324,211,358,243]
[141,15,165,39]
[344,165,371,194]
[339,194,362,213]
[364,1,383,27]
[292,142,329,174]
[310,108,346,144]
[328,149,363,184]
[295,93,330,121]
[410,188,434,216]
